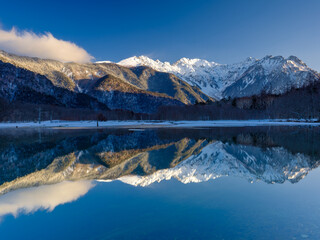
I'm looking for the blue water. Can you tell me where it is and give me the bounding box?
[0,127,319,239]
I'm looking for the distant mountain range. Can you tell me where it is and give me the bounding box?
[116,55,320,100]
[0,50,319,116]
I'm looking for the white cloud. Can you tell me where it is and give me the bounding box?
[0,27,93,62]
[0,181,95,219]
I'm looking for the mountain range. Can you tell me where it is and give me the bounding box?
[0,49,319,116]
[0,50,211,114]
[116,55,320,100]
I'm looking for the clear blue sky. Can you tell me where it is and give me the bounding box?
[0,0,320,69]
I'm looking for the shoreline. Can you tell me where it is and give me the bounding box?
[0,119,319,129]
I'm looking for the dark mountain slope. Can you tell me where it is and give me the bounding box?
[127,66,212,104]
[0,53,185,113]
[0,60,108,110]
[82,74,184,113]
[0,50,211,105]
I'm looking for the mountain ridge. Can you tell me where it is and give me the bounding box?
[117,55,320,100]
[0,50,211,110]
[1,49,320,117]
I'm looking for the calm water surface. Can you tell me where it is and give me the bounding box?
[0,126,320,240]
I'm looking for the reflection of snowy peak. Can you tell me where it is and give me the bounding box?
[118,55,319,99]
[1,129,318,195]
[118,141,312,186]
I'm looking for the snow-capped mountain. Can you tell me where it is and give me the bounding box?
[0,50,210,114]
[118,141,313,186]
[1,48,319,117]
[118,55,320,99]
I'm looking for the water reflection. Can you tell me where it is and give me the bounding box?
[119,142,314,186]
[1,127,320,189]
[0,181,94,220]
[0,127,319,217]
[0,127,319,239]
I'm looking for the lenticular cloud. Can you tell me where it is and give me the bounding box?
[0,27,93,62]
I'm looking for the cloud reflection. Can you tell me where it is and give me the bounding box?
[0,181,94,219]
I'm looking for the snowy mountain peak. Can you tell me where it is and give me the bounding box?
[117,55,158,67]
[259,55,306,67]
[174,57,218,67]
[257,55,310,74]
[117,54,319,99]
[117,55,261,99]
[287,55,307,66]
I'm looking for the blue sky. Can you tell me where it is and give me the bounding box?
[0,0,320,69]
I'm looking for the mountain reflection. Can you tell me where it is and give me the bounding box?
[0,127,319,194]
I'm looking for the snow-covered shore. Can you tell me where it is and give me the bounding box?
[0,119,319,129]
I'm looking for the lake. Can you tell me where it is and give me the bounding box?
[0,126,320,239]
